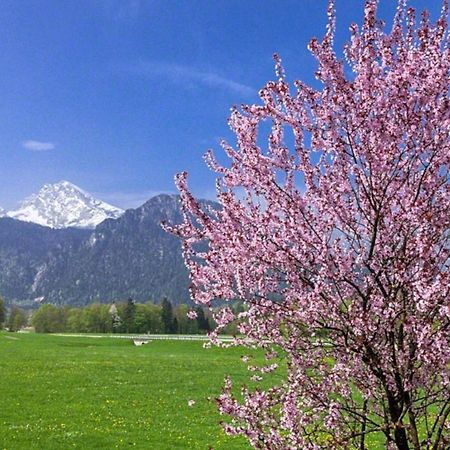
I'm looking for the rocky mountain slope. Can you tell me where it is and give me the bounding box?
[0,218,90,305]
[0,194,210,307]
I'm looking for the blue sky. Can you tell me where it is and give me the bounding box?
[0,0,442,209]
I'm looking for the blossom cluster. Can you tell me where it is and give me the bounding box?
[167,1,450,448]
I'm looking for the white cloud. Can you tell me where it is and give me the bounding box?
[22,140,56,151]
[121,61,255,97]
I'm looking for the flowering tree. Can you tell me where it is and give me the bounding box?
[168,1,450,448]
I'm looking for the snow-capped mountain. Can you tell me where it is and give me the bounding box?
[0,193,213,306]
[7,181,124,229]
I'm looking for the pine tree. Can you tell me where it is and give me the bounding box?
[196,307,210,333]
[122,298,136,333]
[161,298,174,334]
[172,317,179,334]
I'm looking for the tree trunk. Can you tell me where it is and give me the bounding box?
[393,426,410,450]
[387,394,410,450]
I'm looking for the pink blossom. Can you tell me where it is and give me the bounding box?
[168,1,450,448]
[186,310,198,320]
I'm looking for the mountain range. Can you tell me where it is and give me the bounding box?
[0,182,211,307]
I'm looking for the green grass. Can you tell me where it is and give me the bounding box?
[0,332,254,450]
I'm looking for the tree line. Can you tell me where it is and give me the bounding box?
[0,297,243,335]
[29,298,226,334]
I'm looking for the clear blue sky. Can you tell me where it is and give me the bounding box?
[0,0,442,209]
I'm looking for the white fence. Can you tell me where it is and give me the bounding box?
[53,333,235,342]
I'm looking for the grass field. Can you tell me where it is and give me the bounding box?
[0,331,255,450]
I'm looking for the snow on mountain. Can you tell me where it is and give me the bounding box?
[7,181,124,229]
[0,207,6,217]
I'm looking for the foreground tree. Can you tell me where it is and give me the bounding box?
[168,1,450,448]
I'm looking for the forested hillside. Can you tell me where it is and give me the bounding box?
[0,194,213,306]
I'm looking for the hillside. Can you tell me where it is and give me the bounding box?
[0,194,210,306]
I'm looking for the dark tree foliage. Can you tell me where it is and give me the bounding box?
[0,297,5,328]
[172,317,179,334]
[161,298,175,333]
[122,298,137,333]
[196,306,211,333]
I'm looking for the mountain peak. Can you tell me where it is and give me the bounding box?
[7,181,124,229]
[46,180,76,188]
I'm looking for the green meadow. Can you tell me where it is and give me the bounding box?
[0,332,253,450]
[0,332,427,449]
